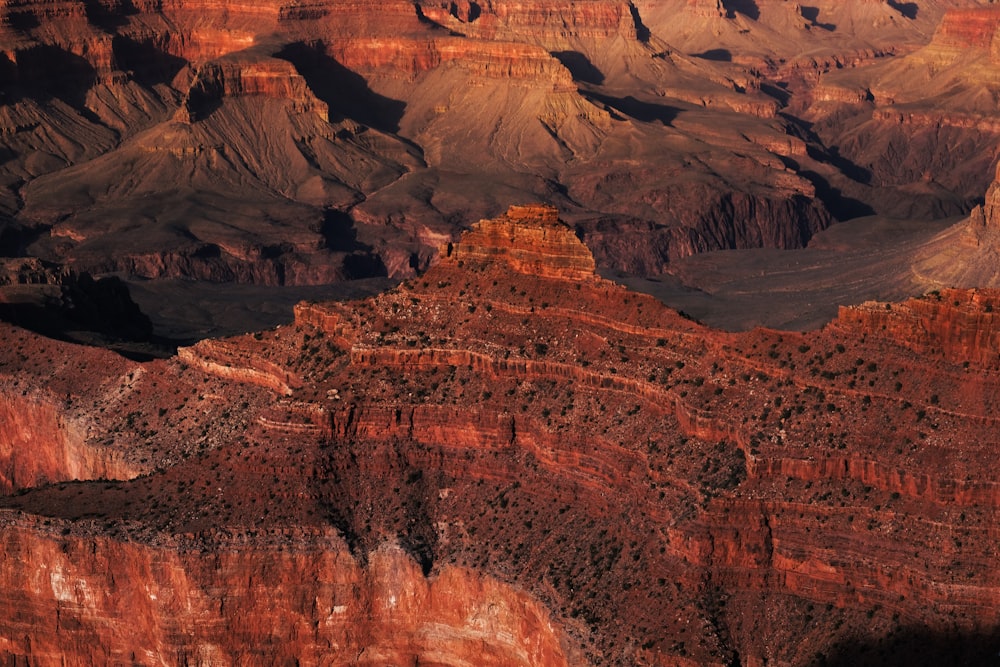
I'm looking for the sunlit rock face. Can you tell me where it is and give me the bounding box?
[1,205,1000,665]
[0,527,576,667]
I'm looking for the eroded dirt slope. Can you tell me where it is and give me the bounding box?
[1,0,996,288]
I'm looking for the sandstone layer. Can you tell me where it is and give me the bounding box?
[0,0,994,296]
[1,205,999,665]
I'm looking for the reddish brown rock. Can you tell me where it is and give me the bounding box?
[974,160,1000,231]
[930,6,1000,51]
[2,205,1000,665]
[7,0,969,288]
[835,288,1000,367]
[802,4,1000,219]
[0,391,136,492]
[181,54,329,120]
[444,204,597,280]
[0,522,577,666]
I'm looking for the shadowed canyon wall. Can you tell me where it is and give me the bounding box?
[1,0,995,289]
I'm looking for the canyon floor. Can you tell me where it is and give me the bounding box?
[111,212,973,341]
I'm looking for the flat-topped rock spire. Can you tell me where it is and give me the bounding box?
[442,204,596,281]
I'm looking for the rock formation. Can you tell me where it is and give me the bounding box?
[972,159,1000,233]
[803,4,1000,219]
[1,205,999,665]
[0,0,993,295]
[906,162,1000,290]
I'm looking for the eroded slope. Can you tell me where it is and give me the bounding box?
[1,205,998,665]
[2,0,996,291]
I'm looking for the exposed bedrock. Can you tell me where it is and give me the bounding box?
[4,0,990,288]
[1,205,999,662]
[0,205,978,663]
[836,288,1000,367]
[0,521,577,667]
[578,188,829,274]
[0,390,136,493]
[804,6,1000,220]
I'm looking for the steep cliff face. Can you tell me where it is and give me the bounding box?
[183,54,329,120]
[0,391,137,492]
[836,289,1000,367]
[2,206,1000,666]
[975,160,1000,230]
[0,522,576,666]
[803,5,1000,219]
[3,0,980,292]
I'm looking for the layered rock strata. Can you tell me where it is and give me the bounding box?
[5,0,980,288]
[803,5,1000,218]
[1,205,999,665]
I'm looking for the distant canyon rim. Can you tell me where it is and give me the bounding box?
[1,0,1000,341]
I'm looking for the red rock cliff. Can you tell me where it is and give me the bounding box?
[836,288,1000,367]
[3,205,1000,666]
[0,520,577,666]
[443,204,597,280]
[930,6,1000,52]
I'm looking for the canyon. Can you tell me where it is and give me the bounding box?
[0,0,998,298]
[2,0,1000,664]
[1,205,999,665]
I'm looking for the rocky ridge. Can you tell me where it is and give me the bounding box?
[2,0,995,293]
[802,4,1000,219]
[1,205,999,665]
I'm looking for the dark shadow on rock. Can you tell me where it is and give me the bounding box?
[84,0,139,30]
[628,3,651,43]
[721,0,760,20]
[760,82,790,105]
[343,252,388,279]
[781,113,873,187]
[0,271,157,357]
[276,42,407,134]
[887,0,918,19]
[191,243,222,260]
[800,6,836,30]
[7,10,40,31]
[321,209,366,252]
[184,72,225,121]
[13,45,98,110]
[805,145,872,186]
[414,3,463,33]
[314,441,441,575]
[781,157,875,221]
[449,0,481,22]
[816,626,1000,667]
[584,92,678,125]
[0,220,48,256]
[63,273,153,340]
[112,36,188,87]
[0,222,23,256]
[321,210,388,278]
[552,51,604,85]
[0,52,16,94]
[693,48,732,62]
